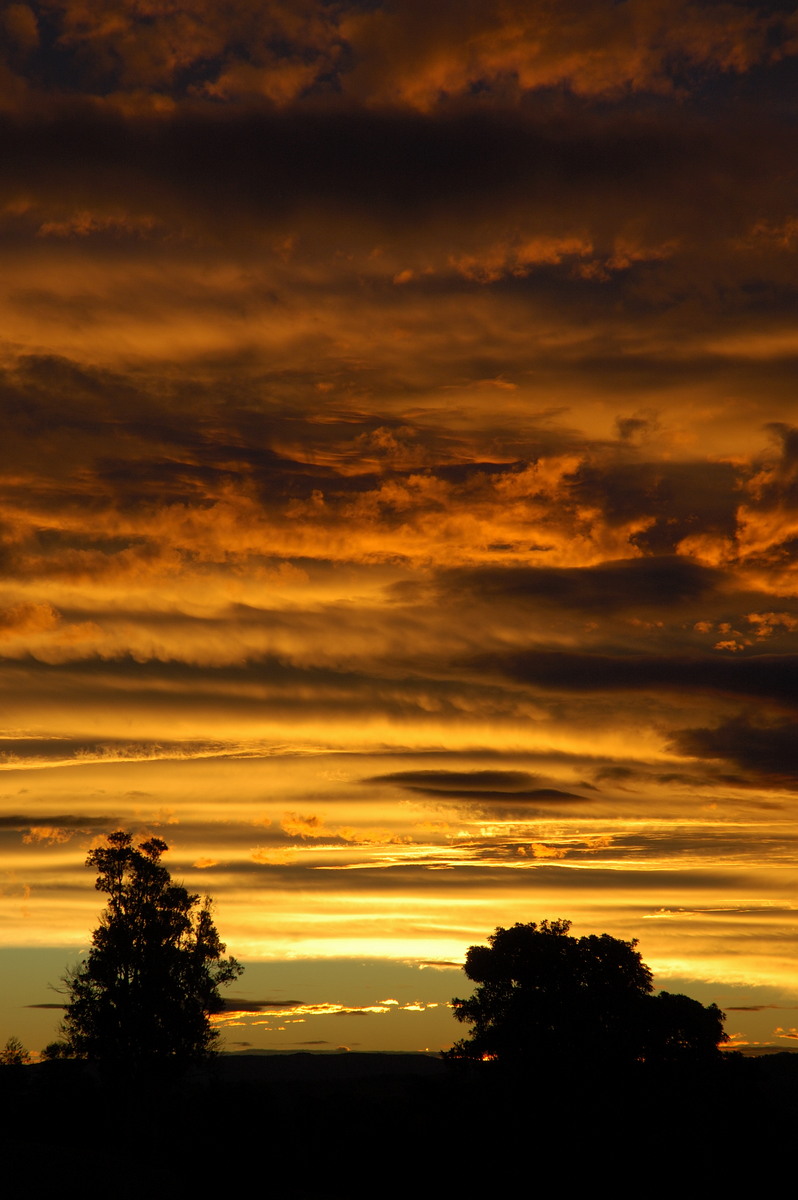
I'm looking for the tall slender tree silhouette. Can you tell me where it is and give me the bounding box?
[54,831,242,1064]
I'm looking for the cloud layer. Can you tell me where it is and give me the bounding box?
[3,0,798,1054]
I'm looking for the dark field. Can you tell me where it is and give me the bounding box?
[2,1051,795,1196]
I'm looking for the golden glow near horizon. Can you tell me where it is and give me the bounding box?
[2,0,798,1058]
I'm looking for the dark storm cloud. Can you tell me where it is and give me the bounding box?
[0,814,113,829]
[440,556,723,613]
[726,1005,796,1013]
[476,649,798,706]
[5,0,795,125]
[1,70,796,276]
[0,88,747,210]
[672,715,798,785]
[749,422,798,512]
[0,103,653,228]
[0,353,342,492]
[586,764,794,808]
[768,423,798,474]
[365,769,587,808]
[567,461,741,555]
[367,770,544,790]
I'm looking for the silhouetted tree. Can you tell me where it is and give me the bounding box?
[52,831,242,1065]
[641,989,728,1064]
[446,919,727,1068]
[0,1036,31,1066]
[40,1040,73,1062]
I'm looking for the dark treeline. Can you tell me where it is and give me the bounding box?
[1,1049,796,1195]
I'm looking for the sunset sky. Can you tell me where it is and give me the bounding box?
[2,0,798,1057]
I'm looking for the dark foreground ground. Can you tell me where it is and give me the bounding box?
[2,1051,796,1196]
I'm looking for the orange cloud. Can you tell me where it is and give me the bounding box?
[280,812,328,839]
[0,602,60,638]
[21,826,73,845]
[341,0,782,109]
